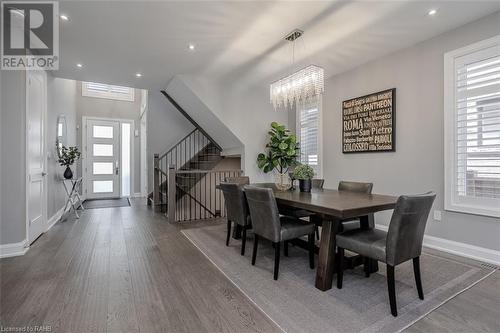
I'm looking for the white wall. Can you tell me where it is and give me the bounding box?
[322,12,500,251]
[168,76,289,182]
[146,90,194,191]
[46,77,77,218]
[0,70,27,245]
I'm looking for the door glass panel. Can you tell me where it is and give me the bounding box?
[93,180,113,193]
[93,144,113,156]
[93,162,113,175]
[93,125,113,138]
[121,123,131,196]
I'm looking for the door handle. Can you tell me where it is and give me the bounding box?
[42,172,47,177]
[115,161,119,175]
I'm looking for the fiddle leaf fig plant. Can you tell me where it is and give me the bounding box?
[257,122,300,174]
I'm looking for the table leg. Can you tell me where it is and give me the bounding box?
[315,218,340,291]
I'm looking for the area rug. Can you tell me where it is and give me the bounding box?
[182,224,495,333]
[82,198,130,209]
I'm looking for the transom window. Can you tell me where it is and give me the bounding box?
[82,82,135,102]
[296,96,322,177]
[444,36,500,217]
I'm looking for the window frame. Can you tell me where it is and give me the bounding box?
[82,82,135,102]
[295,96,323,178]
[444,35,500,218]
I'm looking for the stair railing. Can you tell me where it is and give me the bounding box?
[153,128,220,207]
[167,166,243,222]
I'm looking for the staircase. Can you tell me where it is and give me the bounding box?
[147,128,223,210]
[148,91,225,212]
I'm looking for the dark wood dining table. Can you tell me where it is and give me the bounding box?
[250,183,398,291]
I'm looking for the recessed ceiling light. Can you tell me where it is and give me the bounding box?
[135,73,142,78]
[60,14,69,21]
[188,44,195,50]
[428,9,437,16]
[76,63,83,68]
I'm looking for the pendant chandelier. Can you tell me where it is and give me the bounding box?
[270,29,324,110]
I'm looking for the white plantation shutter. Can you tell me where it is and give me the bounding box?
[297,96,322,177]
[445,37,500,217]
[82,82,135,101]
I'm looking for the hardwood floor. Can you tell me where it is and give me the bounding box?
[0,201,280,333]
[1,199,498,333]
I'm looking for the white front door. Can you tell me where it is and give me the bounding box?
[27,70,47,243]
[85,119,120,199]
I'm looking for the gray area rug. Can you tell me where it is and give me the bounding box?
[182,224,495,333]
[82,198,130,209]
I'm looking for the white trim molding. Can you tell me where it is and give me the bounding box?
[444,35,500,218]
[0,239,29,259]
[46,206,66,232]
[376,224,500,266]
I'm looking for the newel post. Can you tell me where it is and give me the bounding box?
[153,154,160,206]
[167,165,176,222]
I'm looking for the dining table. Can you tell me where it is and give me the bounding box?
[249,183,398,291]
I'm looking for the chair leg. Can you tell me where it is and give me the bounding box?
[241,227,247,256]
[273,242,280,280]
[364,257,370,278]
[308,233,315,269]
[387,265,398,317]
[226,220,232,246]
[284,240,289,257]
[337,248,344,289]
[251,235,259,265]
[413,257,424,300]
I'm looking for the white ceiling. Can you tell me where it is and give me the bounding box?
[54,1,500,90]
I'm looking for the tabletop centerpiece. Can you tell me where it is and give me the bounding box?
[293,164,315,192]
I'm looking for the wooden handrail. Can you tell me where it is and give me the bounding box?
[161,90,223,151]
[158,128,197,160]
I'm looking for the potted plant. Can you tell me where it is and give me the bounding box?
[257,122,300,190]
[293,164,315,192]
[58,145,81,179]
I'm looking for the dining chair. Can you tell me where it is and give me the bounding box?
[219,182,252,255]
[244,186,316,280]
[283,178,325,239]
[225,176,250,185]
[336,192,436,317]
[338,181,374,231]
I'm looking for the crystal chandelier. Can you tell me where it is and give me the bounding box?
[270,29,325,110]
[270,65,324,110]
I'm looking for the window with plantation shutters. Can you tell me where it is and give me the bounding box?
[296,96,322,177]
[82,82,135,101]
[444,36,500,217]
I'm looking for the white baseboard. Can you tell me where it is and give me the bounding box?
[0,239,29,259]
[375,224,500,266]
[47,206,66,232]
[132,192,144,198]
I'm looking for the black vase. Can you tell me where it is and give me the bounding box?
[299,179,312,192]
[63,166,73,179]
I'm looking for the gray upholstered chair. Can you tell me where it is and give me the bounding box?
[336,192,436,317]
[225,176,250,185]
[244,186,316,280]
[284,179,325,239]
[219,182,251,255]
[338,181,374,231]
